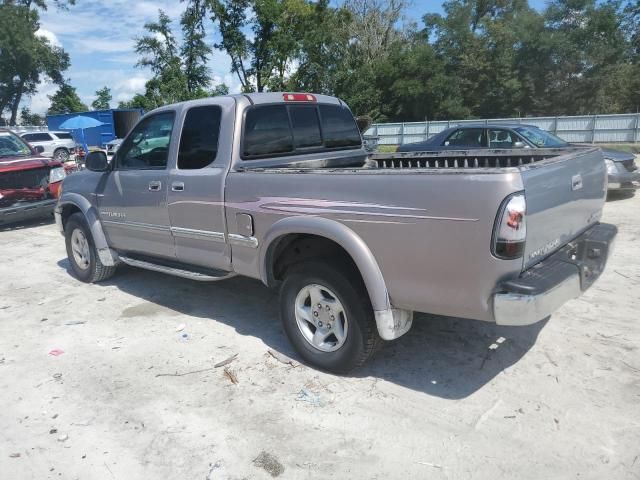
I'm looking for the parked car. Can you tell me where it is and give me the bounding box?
[55,93,616,372]
[397,124,639,191]
[21,130,78,162]
[105,138,122,161]
[1,129,66,224]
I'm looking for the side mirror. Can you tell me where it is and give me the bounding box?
[85,151,109,172]
[35,145,45,154]
[513,141,525,148]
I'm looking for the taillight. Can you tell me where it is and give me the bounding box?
[492,192,526,259]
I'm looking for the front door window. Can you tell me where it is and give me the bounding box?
[117,113,174,170]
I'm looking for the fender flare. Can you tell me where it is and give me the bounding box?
[259,216,391,313]
[57,193,118,266]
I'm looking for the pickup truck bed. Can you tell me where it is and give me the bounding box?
[55,92,616,372]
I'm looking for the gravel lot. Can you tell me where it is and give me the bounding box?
[1,192,639,480]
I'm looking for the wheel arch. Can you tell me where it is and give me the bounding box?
[259,216,391,313]
[58,193,117,266]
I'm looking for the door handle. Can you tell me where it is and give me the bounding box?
[148,181,162,191]
[171,182,185,192]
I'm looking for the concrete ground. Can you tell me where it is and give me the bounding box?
[1,193,639,480]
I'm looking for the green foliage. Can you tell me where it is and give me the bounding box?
[19,106,45,125]
[47,83,87,115]
[0,3,70,124]
[91,86,112,110]
[120,8,227,108]
[123,0,638,120]
[205,0,318,92]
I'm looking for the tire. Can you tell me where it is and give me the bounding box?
[65,212,116,283]
[53,148,70,162]
[279,261,381,373]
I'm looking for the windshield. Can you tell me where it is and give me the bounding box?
[0,131,33,157]
[515,126,569,148]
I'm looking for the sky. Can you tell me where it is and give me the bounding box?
[29,0,549,114]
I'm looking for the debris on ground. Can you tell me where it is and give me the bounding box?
[48,349,64,357]
[223,367,238,385]
[267,349,298,367]
[57,434,68,442]
[53,373,62,379]
[65,321,86,325]
[295,388,325,407]
[206,461,223,480]
[175,323,186,332]
[214,353,238,368]
[416,461,443,469]
[253,451,284,477]
[155,367,214,378]
[49,428,57,434]
[9,453,21,458]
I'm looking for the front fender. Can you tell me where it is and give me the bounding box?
[56,192,118,266]
[259,216,413,340]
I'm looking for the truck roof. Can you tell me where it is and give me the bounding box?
[151,92,345,113]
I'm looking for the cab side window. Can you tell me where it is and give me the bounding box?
[444,128,485,147]
[178,106,222,169]
[489,129,515,148]
[118,112,174,170]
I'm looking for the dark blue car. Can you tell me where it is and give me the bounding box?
[397,123,639,191]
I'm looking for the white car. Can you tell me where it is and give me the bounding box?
[21,131,77,162]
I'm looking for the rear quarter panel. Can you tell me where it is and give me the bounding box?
[225,169,524,322]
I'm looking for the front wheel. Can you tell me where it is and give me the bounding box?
[65,213,117,283]
[53,148,70,162]
[279,261,381,373]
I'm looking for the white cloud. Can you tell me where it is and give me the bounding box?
[75,38,134,54]
[36,28,61,47]
[27,82,59,115]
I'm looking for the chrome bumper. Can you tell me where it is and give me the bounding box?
[494,273,582,326]
[493,223,617,326]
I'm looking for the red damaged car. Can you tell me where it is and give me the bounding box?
[0,129,66,225]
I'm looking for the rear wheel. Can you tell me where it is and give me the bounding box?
[279,261,381,373]
[65,213,116,283]
[53,148,69,162]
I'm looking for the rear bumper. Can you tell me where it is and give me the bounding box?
[0,199,57,225]
[608,170,640,190]
[493,223,617,326]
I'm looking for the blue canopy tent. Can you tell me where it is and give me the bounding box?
[58,116,106,155]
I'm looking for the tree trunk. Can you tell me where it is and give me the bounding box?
[9,79,25,126]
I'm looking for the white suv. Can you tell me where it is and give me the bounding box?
[21,131,77,162]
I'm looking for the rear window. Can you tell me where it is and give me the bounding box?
[242,103,361,160]
[319,105,361,148]
[290,106,322,148]
[54,132,72,140]
[243,105,293,158]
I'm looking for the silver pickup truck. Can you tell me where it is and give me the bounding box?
[55,92,617,372]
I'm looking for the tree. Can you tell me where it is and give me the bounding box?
[181,0,212,94]
[47,83,87,114]
[91,86,111,110]
[0,3,70,124]
[205,0,315,92]
[19,106,45,125]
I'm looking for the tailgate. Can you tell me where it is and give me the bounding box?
[521,147,606,269]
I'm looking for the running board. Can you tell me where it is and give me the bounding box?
[119,256,236,282]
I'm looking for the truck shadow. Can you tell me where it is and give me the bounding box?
[58,260,546,400]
